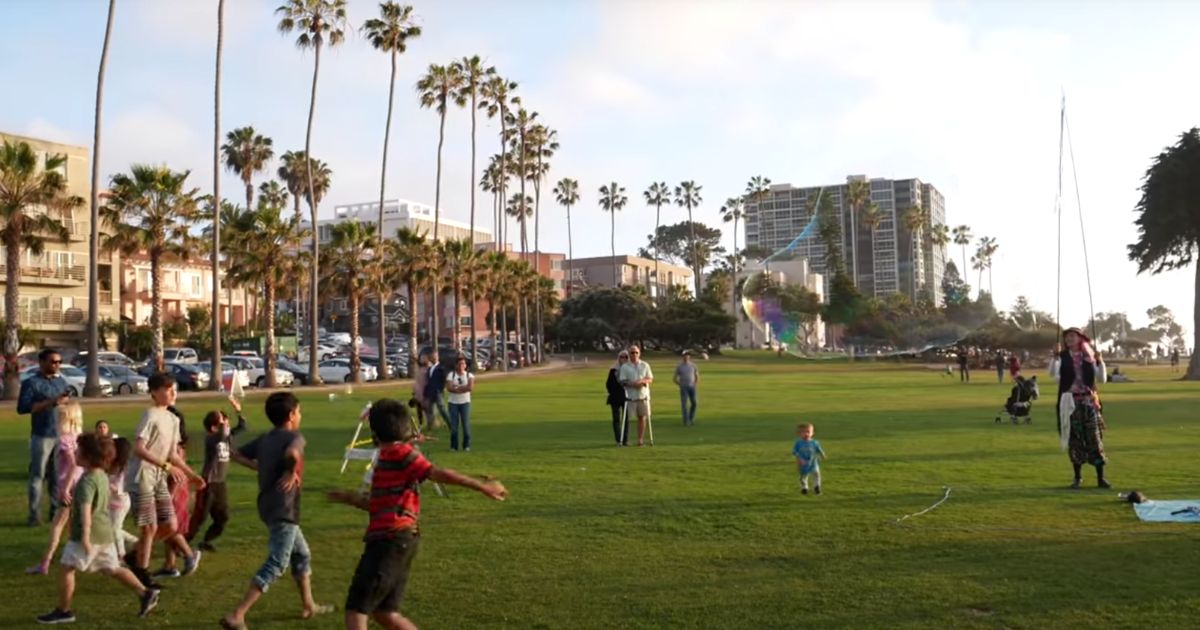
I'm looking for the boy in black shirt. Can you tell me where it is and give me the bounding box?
[187,397,246,552]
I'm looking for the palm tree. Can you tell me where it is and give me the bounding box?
[480,251,507,369]
[902,205,928,299]
[440,239,477,351]
[258,180,289,208]
[720,197,744,326]
[845,179,869,286]
[451,55,493,246]
[480,76,519,245]
[85,0,117,397]
[1128,128,1200,378]
[643,182,670,299]
[505,108,537,262]
[528,123,557,363]
[221,127,275,218]
[0,142,77,398]
[363,1,421,378]
[101,165,199,371]
[384,227,430,377]
[598,182,628,286]
[276,0,347,384]
[674,181,704,296]
[208,0,226,391]
[235,199,309,387]
[321,221,377,383]
[929,223,951,298]
[505,193,533,259]
[952,224,972,288]
[553,178,580,298]
[979,236,999,293]
[277,150,308,218]
[480,157,500,245]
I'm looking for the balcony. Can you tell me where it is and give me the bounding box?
[0,263,86,286]
[18,307,88,329]
[67,220,90,241]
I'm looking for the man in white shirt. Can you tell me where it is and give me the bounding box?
[618,345,654,446]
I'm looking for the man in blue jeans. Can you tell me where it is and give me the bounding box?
[17,348,70,526]
[673,351,700,426]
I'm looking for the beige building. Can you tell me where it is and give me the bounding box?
[316,199,493,246]
[565,255,693,298]
[0,131,120,349]
[120,253,253,328]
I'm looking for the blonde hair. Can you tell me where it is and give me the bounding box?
[796,423,814,432]
[59,402,84,436]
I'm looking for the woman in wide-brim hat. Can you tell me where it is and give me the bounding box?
[1056,327,1109,489]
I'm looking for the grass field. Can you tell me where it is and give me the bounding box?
[0,353,1198,629]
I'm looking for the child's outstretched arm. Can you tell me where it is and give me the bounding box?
[327,489,370,511]
[231,451,258,471]
[429,467,507,501]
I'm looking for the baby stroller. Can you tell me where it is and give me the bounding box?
[996,375,1039,424]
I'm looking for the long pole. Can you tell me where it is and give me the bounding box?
[210,0,225,389]
[1055,94,1065,334]
[85,0,117,397]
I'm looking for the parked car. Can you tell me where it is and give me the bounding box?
[20,366,114,397]
[318,358,377,383]
[98,364,148,395]
[359,356,409,379]
[72,351,139,368]
[195,361,249,392]
[322,332,359,346]
[277,358,310,385]
[162,362,210,391]
[221,356,294,388]
[230,350,259,358]
[297,343,339,363]
[162,347,199,364]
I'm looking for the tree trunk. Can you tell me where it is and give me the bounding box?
[960,245,967,286]
[533,172,542,363]
[452,280,462,351]
[610,209,617,286]
[151,253,164,371]
[850,204,858,287]
[86,0,117,397]
[514,298,523,367]
[469,91,477,247]
[654,203,661,302]
[376,49,398,381]
[1187,263,1200,380]
[305,42,323,385]
[431,108,447,347]
[3,234,22,400]
[469,286,478,366]
[500,304,508,372]
[350,293,361,384]
[565,203,573,299]
[265,275,277,388]
[488,297,497,370]
[731,216,738,346]
[688,205,700,296]
[407,284,418,380]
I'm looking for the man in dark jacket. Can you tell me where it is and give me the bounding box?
[422,351,450,430]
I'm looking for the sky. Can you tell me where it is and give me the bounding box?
[3,0,1198,336]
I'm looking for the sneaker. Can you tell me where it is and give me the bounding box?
[138,588,160,618]
[25,563,49,575]
[801,487,808,495]
[181,550,202,577]
[1070,479,1082,490]
[814,486,822,495]
[152,568,181,579]
[1098,479,1112,489]
[36,608,75,624]
[464,447,471,452]
[199,542,216,553]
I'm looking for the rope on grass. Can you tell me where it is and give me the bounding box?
[893,486,952,523]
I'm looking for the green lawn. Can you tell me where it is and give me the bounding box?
[1,354,1198,629]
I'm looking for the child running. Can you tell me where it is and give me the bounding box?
[220,392,333,629]
[35,433,160,624]
[27,403,84,575]
[125,372,205,589]
[188,396,247,552]
[329,398,507,630]
[154,441,194,579]
[108,437,139,559]
[792,423,827,495]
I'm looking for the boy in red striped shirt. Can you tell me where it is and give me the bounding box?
[328,399,507,630]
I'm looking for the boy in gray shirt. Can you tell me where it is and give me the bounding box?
[673,351,700,426]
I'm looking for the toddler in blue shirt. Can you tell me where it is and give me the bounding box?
[792,423,826,495]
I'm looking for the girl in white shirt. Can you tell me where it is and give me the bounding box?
[446,356,475,451]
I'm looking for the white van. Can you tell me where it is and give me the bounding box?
[162,347,199,364]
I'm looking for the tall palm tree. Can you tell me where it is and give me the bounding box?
[952,224,972,288]
[0,142,77,398]
[505,108,537,262]
[416,62,465,346]
[480,76,519,246]
[979,236,999,293]
[643,182,670,299]
[101,165,199,371]
[528,123,557,363]
[451,55,493,359]
[258,180,289,208]
[85,0,118,396]
[277,150,308,218]
[505,193,533,256]
[321,221,377,383]
[208,0,226,390]
[845,179,869,287]
[276,0,347,384]
[440,239,476,351]
[674,181,704,296]
[929,223,951,296]
[363,1,421,378]
[480,251,506,369]
[480,157,500,245]
[599,182,628,287]
[553,178,579,298]
[221,127,275,218]
[234,199,309,387]
[384,227,430,377]
[902,205,928,298]
[720,197,744,326]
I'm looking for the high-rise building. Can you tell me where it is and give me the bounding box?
[744,175,947,304]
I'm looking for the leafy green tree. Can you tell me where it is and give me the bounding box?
[320,221,377,382]
[674,181,704,296]
[638,221,725,273]
[941,260,971,307]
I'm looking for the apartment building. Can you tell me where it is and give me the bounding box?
[564,255,694,298]
[119,253,252,327]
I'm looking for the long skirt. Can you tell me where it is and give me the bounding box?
[1068,400,1107,467]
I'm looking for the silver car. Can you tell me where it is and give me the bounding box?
[98,364,149,395]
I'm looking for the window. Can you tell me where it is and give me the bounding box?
[191,275,202,295]
[551,260,562,271]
